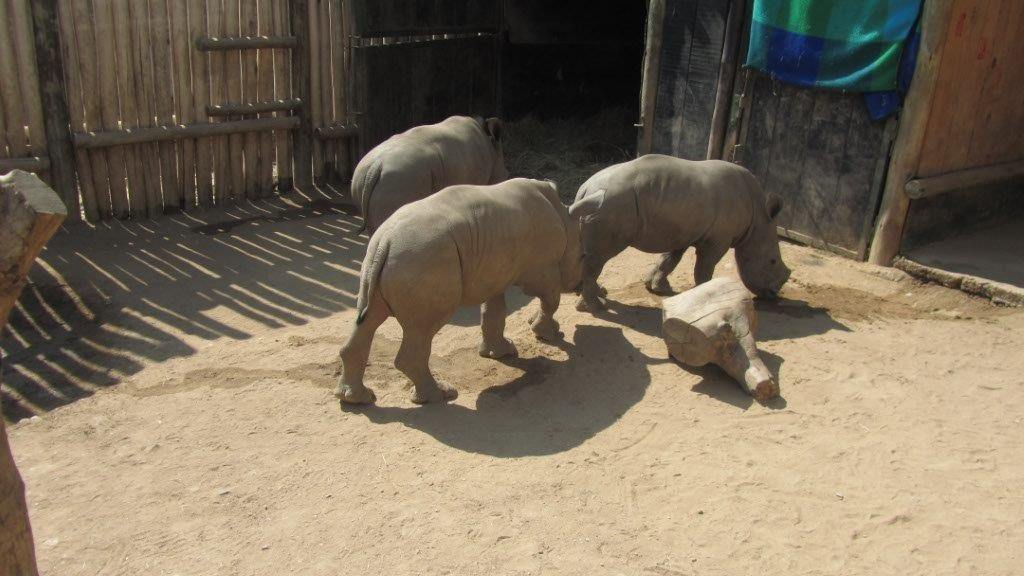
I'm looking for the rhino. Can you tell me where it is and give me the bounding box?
[335,178,605,405]
[574,154,790,312]
[351,115,509,232]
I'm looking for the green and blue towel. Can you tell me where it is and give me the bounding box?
[745,0,922,118]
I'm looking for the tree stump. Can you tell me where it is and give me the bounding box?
[1,170,67,576]
[661,277,779,402]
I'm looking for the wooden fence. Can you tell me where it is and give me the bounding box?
[0,0,357,222]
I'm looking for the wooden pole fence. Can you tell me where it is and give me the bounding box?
[72,117,300,150]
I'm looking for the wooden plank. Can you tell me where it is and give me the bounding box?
[906,159,1024,198]
[189,0,215,207]
[73,117,300,148]
[240,0,260,198]
[834,94,886,253]
[319,0,334,179]
[793,90,853,248]
[307,0,323,181]
[273,0,293,192]
[0,2,30,159]
[206,0,233,204]
[28,0,79,219]
[170,0,197,209]
[129,0,166,217]
[676,0,728,160]
[763,84,814,239]
[57,0,99,221]
[257,0,276,196]
[329,0,350,179]
[315,123,359,139]
[707,0,745,159]
[10,0,47,162]
[207,98,302,116]
[869,0,955,265]
[650,0,697,156]
[0,157,49,172]
[71,0,114,219]
[93,0,131,218]
[350,0,500,36]
[111,0,149,218]
[196,35,297,50]
[224,0,247,201]
[289,0,313,190]
[150,0,183,212]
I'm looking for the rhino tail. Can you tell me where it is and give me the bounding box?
[356,233,390,324]
[353,155,384,234]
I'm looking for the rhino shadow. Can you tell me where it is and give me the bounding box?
[683,350,787,410]
[344,324,657,457]
[754,297,850,341]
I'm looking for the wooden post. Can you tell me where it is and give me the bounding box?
[707,0,747,160]
[290,0,314,191]
[0,170,67,576]
[28,0,79,220]
[637,0,666,156]
[868,0,954,265]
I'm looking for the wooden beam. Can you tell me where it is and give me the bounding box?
[707,0,746,160]
[196,35,297,50]
[0,170,66,576]
[29,0,79,220]
[290,0,314,191]
[637,0,666,156]
[314,123,360,140]
[868,0,955,265]
[72,117,299,150]
[0,157,50,173]
[905,159,1024,199]
[206,99,303,117]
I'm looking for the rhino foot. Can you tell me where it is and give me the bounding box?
[645,277,674,295]
[335,383,376,405]
[575,295,607,313]
[412,381,458,404]
[479,338,518,359]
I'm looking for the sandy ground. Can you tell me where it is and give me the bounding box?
[4,192,1024,576]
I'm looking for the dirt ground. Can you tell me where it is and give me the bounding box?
[4,190,1024,576]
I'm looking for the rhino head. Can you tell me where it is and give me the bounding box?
[561,189,606,292]
[734,192,791,299]
[481,117,509,184]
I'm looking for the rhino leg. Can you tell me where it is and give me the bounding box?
[479,291,517,359]
[395,324,458,404]
[576,253,611,312]
[693,242,729,285]
[522,269,563,342]
[335,292,389,404]
[644,249,685,295]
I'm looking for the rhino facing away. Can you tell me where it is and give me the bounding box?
[574,154,790,312]
[336,178,605,405]
[351,115,509,232]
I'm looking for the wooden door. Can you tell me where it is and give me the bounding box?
[350,0,502,152]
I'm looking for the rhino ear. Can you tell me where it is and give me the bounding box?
[484,117,503,145]
[569,189,606,219]
[766,192,783,220]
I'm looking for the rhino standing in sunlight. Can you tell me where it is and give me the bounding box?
[351,115,509,232]
[573,155,791,312]
[335,178,605,405]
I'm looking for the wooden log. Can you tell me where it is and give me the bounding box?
[661,277,778,402]
[73,117,300,149]
[320,0,335,179]
[189,0,215,208]
[10,0,47,168]
[314,123,360,139]
[111,0,149,218]
[170,0,198,209]
[332,0,352,180]
[307,0,323,181]
[196,35,298,50]
[149,0,183,212]
[0,2,30,160]
[129,0,166,217]
[273,0,294,192]
[904,159,1024,199]
[290,0,314,191]
[57,0,99,221]
[0,157,50,173]
[0,170,66,576]
[224,0,247,202]
[93,0,131,218]
[71,0,114,219]
[207,98,303,117]
[637,0,666,156]
[240,0,260,199]
[257,0,277,197]
[868,0,955,265]
[706,0,746,160]
[206,0,233,205]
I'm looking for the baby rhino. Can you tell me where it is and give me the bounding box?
[574,154,790,312]
[352,115,508,232]
[336,178,605,405]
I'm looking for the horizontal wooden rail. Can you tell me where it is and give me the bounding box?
[196,36,297,50]
[73,117,299,149]
[315,123,360,139]
[207,99,303,116]
[905,159,1024,199]
[0,156,51,173]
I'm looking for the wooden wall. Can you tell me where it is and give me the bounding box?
[916,0,1024,177]
[0,0,48,181]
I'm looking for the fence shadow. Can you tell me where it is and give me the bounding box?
[1,185,366,421]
